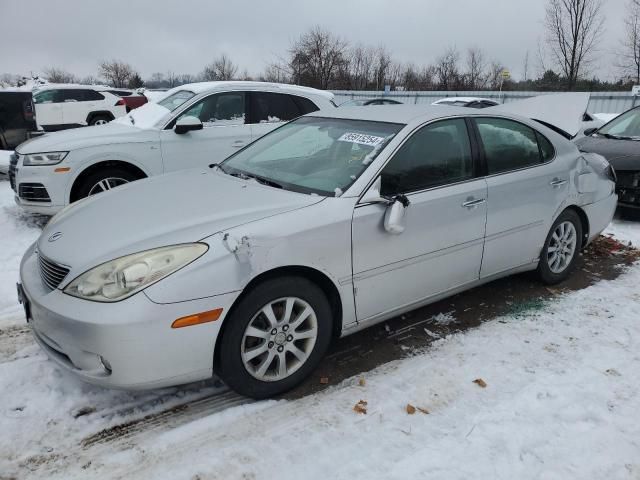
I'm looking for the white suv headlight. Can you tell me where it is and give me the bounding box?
[23,151,69,166]
[64,243,208,302]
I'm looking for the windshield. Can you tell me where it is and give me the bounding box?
[340,99,367,107]
[597,107,640,139]
[221,116,403,196]
[157,90,195,111]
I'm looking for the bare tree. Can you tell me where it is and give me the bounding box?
[98,60,135,87]
[373,47,393,90]
[435,47,461,90]
[620,0,640,83]
[349,44,376,89]
[201,54,238,81]
[80,75,102,85]
[289,26,348,89]
[545,0,605,89]
[465,47,487,89]
[523,50,531,82]
[261,62,291,83]
[43,67,78,84]
[487,61,508,90]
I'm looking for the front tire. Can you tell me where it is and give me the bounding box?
[537,209,582,285]
[217,276,333,399]
[74,167,138,200]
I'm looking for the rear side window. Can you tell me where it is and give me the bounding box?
[292,95,319,115]
[475,118,547,174]
[250,92,302,123]
[83,90,105,101]
[381,118,473,195]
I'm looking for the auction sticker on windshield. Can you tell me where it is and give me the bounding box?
[338,132,385,146]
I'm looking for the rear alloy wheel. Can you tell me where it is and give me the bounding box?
[537,210,582,285]
[217,277,332,399]
[89,115,111,126]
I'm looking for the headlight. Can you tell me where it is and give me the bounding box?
[23,151,68,166]
[64,243,208,302]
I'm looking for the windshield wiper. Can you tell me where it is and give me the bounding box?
[243,173,284,189]
[210,164,284,189]
[601,133,634,140]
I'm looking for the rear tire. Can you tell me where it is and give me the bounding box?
[537,209,582,285]
[89,115,111,126]
[217,276,333,399]
[74,167,138,200]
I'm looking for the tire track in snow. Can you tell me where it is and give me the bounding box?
[81,389,249,448]
[0,322,33,362]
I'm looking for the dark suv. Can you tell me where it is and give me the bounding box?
[0,91,38,150]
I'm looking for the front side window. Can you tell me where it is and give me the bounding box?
[250,92,302,123]
[222,116,403,196]
[179,92,246,126]
[475,118,544,174]
[157,90,195,111]
[598,107,640,139]
[381,118,473,196]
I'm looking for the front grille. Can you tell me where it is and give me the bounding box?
[18,183,51,202]
[8,153,18,191]
[616,170,640,206]
[38,253,70,290]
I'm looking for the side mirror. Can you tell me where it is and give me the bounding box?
[174,116,203,134]
[360,178,410,235]
[384,196,409,234]
[583,127,598,137]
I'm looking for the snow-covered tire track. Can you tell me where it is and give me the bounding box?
[0,322,33,361]
[81,390,249,448]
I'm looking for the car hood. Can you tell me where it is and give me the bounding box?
[575,136,640,170]
[487,92,590,138]
[38,169,323,276]
[16,122,157,153]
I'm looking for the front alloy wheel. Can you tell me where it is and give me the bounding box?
[88,177,129,196]
[241,297,318,382]
[217,276,332,399]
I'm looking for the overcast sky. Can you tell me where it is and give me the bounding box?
[0,0,629,82]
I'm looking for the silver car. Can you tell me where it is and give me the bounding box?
[18,105,617,398]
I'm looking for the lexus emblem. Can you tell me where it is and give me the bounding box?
[48,232,63,242]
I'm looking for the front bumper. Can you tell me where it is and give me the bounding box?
[19,243,240,389]
[11,153,69,215]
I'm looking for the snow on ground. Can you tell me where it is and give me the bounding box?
[0,177,639,479]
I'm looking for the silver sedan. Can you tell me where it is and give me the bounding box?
[18,105,617,398]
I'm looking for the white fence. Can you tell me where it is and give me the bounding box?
[331,90,639,114]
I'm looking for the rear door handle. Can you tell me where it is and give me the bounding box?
[232,140,246,148]
[550,178,567,187]
[462,198,486,208]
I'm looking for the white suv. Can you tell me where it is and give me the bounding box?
[11,81,335,214]
[33,86,127,131]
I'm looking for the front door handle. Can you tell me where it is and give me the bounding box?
[461,198,486,209]
[232,141,246,148]
[550,178,568,188]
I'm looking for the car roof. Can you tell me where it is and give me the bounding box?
[433,97,496,104]
[34,84,113,92]
[306,104,473,124]
[165,81,335,100]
